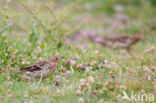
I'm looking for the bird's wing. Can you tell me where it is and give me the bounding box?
[19,61,48,72]
[108,36,130,43]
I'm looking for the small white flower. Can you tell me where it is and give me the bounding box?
[26,61,30,65]
[88,76,94,83]
[80,79,86,85]
[78,97,84,103]
[22,61,25,65]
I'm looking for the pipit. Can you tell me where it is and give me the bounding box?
[16,56,60,79]
[95,35,141,50]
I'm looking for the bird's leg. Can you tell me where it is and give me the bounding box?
[37,73,43,86]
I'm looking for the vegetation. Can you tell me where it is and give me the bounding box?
[0,0,155,102]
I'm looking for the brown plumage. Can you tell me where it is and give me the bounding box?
[95,35,141,50]
[17,56,60,78]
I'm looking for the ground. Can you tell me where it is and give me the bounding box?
[0,0,156,103]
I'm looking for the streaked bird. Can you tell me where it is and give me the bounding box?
[16,56,60,79]
[95,35,141,50]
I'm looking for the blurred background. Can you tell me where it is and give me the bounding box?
[0,0,156,47]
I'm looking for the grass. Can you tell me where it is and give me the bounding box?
[0,0,156,103]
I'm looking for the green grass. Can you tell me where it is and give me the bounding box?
[0,0,156,103]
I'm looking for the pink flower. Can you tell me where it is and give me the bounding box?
[66,60,71,65]
[75,90,81,95]
[90,60,97,66]
[19,54,23,58]
[37,41,41,45]
[77,64,85,70]
[66,59,75,66]
[74,33,82,42]
[71,57,78,61]
[103,60,108,65]
[88,76,94,83]
[4,40,8,44]
[56,76,60,80]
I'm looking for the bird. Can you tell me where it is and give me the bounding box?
[95,35,141,50]
[16,56,60,79]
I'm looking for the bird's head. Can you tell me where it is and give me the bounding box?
[131,35,141,44]
[49,56,61,65]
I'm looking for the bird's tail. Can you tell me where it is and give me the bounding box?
[11,70,21,74]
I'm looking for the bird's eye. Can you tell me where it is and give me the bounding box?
[56,58,58,60]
